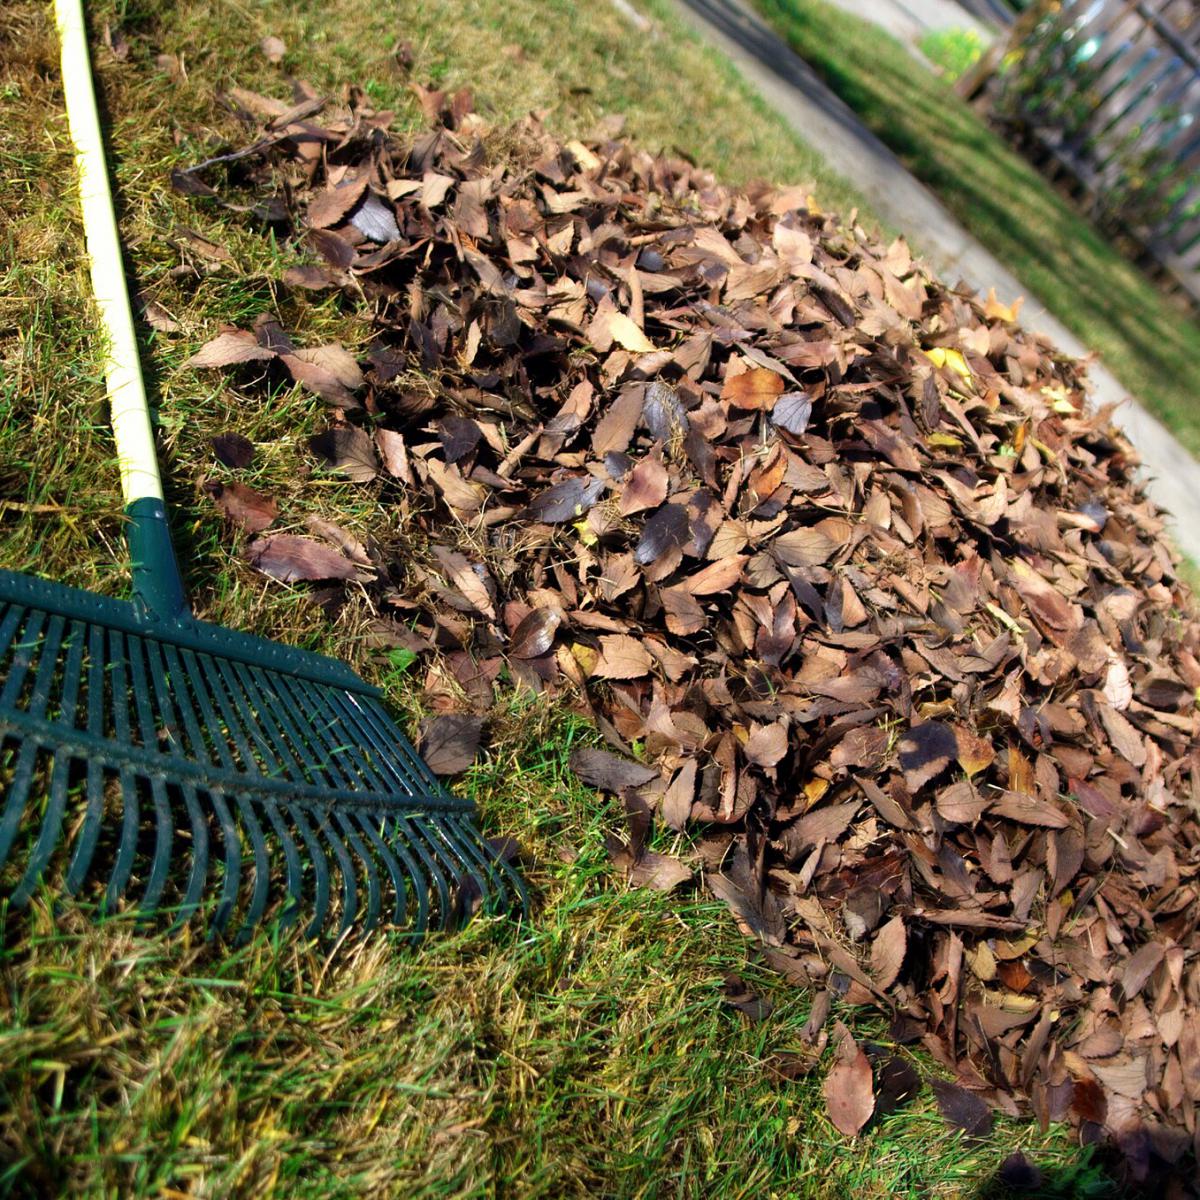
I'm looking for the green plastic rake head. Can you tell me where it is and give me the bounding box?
[0,1,525,941]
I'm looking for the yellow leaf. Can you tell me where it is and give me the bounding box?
[1029,436,1058,462]
[607,310,655,353]
[570,643,599,677]
[565,139,601,172]
[984,287,1024,323]
[925,347,972,380]
[803,777,830,807]
[966,941,997,981]
[994,930,1038,960]
[985,601,1027,637]
[927,431,963,449]
[1043,385,1078,415]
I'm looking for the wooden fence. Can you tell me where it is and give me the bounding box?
[991,0,1200,301]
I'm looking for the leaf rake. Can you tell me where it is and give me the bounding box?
[0,0,526,942]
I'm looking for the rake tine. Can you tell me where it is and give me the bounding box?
[384,823,430,935]
[281,674,383,792]
[262,799,304,931]
[65,623,107,893]
[140,776,175,915]
[199,654,264,778]
[125,634,174,914]
[105,770,139,912]
[0,743,42,879]
[102,630,140,910]
[0,603,26,666]
[178,648,239,771]
[171,781,211,930]
[438,813,527,917]
[231,795,271,944]
[162,643,224,769]
[211,657,285,780]
[207,788,242,936]
[344,692,445,799]
[423,815,489,918]
[0,613,62,872]
[317,809,358,938]
[286,803,332,939]
[11,621,86,902]
[0,609,47,712]
[417,815,478,925]
[141,640,211,930]
[279,673,369,792]
[235,664,320,787]
[353,811,408,928]
[334,811,382,934]
[396,815,454,930]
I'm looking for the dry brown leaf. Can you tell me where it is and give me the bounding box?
[245,534,359,582]
[593,634,653,680]
[619,457,668,516]
[259,35,287,62]
[722,367,785,410]
[871,915,907,989]
[309,427,378,482]
[203,480,278,533]
[185,330,276,369]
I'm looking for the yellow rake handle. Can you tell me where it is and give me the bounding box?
[56,0,164,506]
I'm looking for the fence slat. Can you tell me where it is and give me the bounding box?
[995,0,1200,298]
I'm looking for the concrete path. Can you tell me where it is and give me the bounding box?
[820,0,998,50]
[676,0,1200,563]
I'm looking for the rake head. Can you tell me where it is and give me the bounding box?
[0,569,526,941]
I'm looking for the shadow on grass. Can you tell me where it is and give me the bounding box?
[971,1130,1198,1200]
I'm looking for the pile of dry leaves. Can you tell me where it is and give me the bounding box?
[176,77,1200,1179]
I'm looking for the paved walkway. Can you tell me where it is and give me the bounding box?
[676,0,1200,563]
[821,0,1000,50]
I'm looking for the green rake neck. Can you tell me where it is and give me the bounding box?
[126,497,188,623]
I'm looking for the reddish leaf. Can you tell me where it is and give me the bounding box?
[245,534,359,582]
[570,748,657,793]
[870,915,907,989]
[824,1028,874,1136]
[374,428,412,483]
[618,457,668,516]
[307,176,368,229]
[898,721,957,792]
[203,480,278,533]
[744,721,788,769]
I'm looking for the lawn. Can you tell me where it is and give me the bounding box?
[0,0,1116,1194]
[755,0,1200,460]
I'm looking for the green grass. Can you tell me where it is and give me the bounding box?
[918,27,985,84]
[0,702,1114,1198]
[0,0,1118,1194]
[756,0,1200,459]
